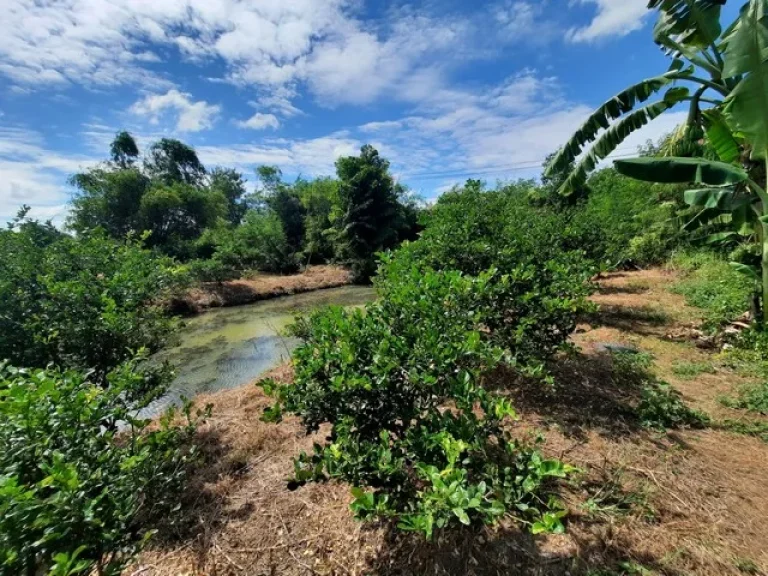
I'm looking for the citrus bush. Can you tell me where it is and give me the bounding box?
[0,358,202,576]
[0,223,186,384]
[262,262,576,538]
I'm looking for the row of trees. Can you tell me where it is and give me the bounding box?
[70,135,421,282]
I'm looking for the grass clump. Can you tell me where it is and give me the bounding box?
[671,360,716,380]
[668,251,753,330]
[720,382,768,414]
[611,352,709,430]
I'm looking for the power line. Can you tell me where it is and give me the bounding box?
[398,147,642,180]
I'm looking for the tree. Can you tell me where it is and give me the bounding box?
[139,182,227,259]
[144,138,206,186]
[110,131,140,167]
[68,166,150,237]
[333,145,403,281]
[209,167,248,225]
[550,0,768,323]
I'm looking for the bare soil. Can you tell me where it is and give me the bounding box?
[178,265,353,313]
[130,269,768,576]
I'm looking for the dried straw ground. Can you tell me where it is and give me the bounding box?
[130,269,768,576]
[181,265,352,312]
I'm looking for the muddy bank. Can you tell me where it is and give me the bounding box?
[174,265,353,314]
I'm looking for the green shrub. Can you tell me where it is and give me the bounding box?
[671,360,716,380]
[637,381,709,430]
[669,251,754,329]
[0,226,186,383]
[186,257,240,284]
[0,358,202,576]
[262,264,574,538]
[720,382,768,414]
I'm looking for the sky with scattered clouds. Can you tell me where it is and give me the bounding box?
[0,0,737,224]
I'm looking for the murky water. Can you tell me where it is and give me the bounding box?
[146,286,375,415]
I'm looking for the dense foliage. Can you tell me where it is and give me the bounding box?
[70,133,421,283]
[0,358,201,576]
[0,215,185,384]
[261,181,595,537]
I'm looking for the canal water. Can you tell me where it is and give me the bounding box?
[146,286,375,415]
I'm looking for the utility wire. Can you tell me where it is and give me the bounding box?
[399,147,642,180]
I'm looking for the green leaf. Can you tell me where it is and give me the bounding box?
[703,110,741,164]
[615,157,748,185]
[649,0,724,48]
[683,187,737,208]
[546,69,690,178]
[722,0,768,159]
[730,261,761,281]
[453,507,471,525]
[560,96,688,195]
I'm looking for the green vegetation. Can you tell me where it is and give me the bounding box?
[0,211,185,383]
[671,360,716,380]
[611,351,709,430]
[670,251,754,329]
[0,358,202,576]
[260,180,595,537]
[70,134,420,283]
[721,382,768,414]
[553,0,768,325]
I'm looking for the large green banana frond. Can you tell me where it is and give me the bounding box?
[558,94,687,195]
[649,0,726,47]
[546,72,689,178]
[722,0,768,159]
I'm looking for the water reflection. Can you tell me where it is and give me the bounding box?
[146,286,374,415]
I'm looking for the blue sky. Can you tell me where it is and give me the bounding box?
[0,1,736,224]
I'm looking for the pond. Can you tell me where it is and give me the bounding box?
[145,285,375,415]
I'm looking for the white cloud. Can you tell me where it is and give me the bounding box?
[567,0,650,42]
[0,127,97,224]
[0,0,479,110]
[130,89,220,132]
[237,113,280,131]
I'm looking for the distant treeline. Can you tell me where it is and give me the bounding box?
[68,133,422,282]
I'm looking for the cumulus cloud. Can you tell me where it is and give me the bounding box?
[237,112,280,131]
[0,127,97,224]
[130,89,220,132]
[567,0,650,42]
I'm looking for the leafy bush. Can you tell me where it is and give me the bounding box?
[669,251,754,329]
[637,382,709,430]
[720,381,768,414]
[400,181,595,361]
[186,256,240,284]
[0,225,186,383]
[0,358,202,576]
[262,262,576,538]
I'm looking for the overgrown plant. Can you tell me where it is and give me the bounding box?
[261,263,576,538]
[0,218,186,384]
[550,0,768,323]
[0,357,203,576]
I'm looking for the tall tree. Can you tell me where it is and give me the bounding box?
[110,131,140,168]
[209,167,248,225]
[144,138,206,186]
[333,145,402,280]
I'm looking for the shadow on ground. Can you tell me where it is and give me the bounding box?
[583,304,671,337]
[487,351,653,439]
[362,521,685,576]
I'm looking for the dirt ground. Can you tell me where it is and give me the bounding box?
[179,265,352,313]
[130,269,768,576]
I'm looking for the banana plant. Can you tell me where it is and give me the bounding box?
[549,0,768,324]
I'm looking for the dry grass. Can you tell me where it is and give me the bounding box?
[129,269,768,576]
[181,266,352,312]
